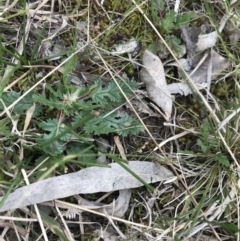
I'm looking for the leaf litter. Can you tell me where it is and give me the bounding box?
[140,50,173,120]
[0,161,174,213]
[140,26,229,119]
[0,0,239,240]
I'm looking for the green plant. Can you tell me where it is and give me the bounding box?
[197,122,230,167]
[34,78,143,152]
[0,66,143,160]
[149,0,194,56]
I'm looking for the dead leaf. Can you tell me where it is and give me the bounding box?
[76,189,131,218]
[23,103,35,137]
[169,26,230,96]
[196,31,218,51]
[187,50,229,84]
[0,161,174,212]
[19,103,36,161]
[168,58,191,71]
[111,38,139,55]
[140,50,172,120]
[167,83,207,96]
[95,228,122,241]
[181,26,201,68]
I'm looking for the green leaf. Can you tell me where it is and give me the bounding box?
[217,222,239,234]
[37,119,73,155]
[0,91,42,116]
[105,114,143,136]
[151,0,166,23]
[91,79,137,105]
[197,139,209,154]
[39,118,59,132]
[83,113,144,137]
[15,95,41,116]
[33,93,62,110]
[39,119,72,141]
[30,22,47,62]
[46,84,64,99]
[63,53,77,83]
[84,116,115,135]
[205,220,239,237]
[159,10,176,33]
[47,140,64,154]
[37,136,64,156]
[0,66,20,97]
[176,12,194,28]
[0,118,11,137]
[155,0,165,9]
[147,40,164,54]
[214,153,230,167]
[165,35,184,57]
[0,91,19,109]
[67,142,97,163]
[39,113,94,149]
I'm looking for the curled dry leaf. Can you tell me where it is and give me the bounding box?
[167,82,207,96]
[188,50,229,84]
[140,50,172,120]
[196,31,218,51]
[0,161,174,212]
[76,189,131,218]
[167,27,229,96]
[170,58,192,71]
[111,38,139,55]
